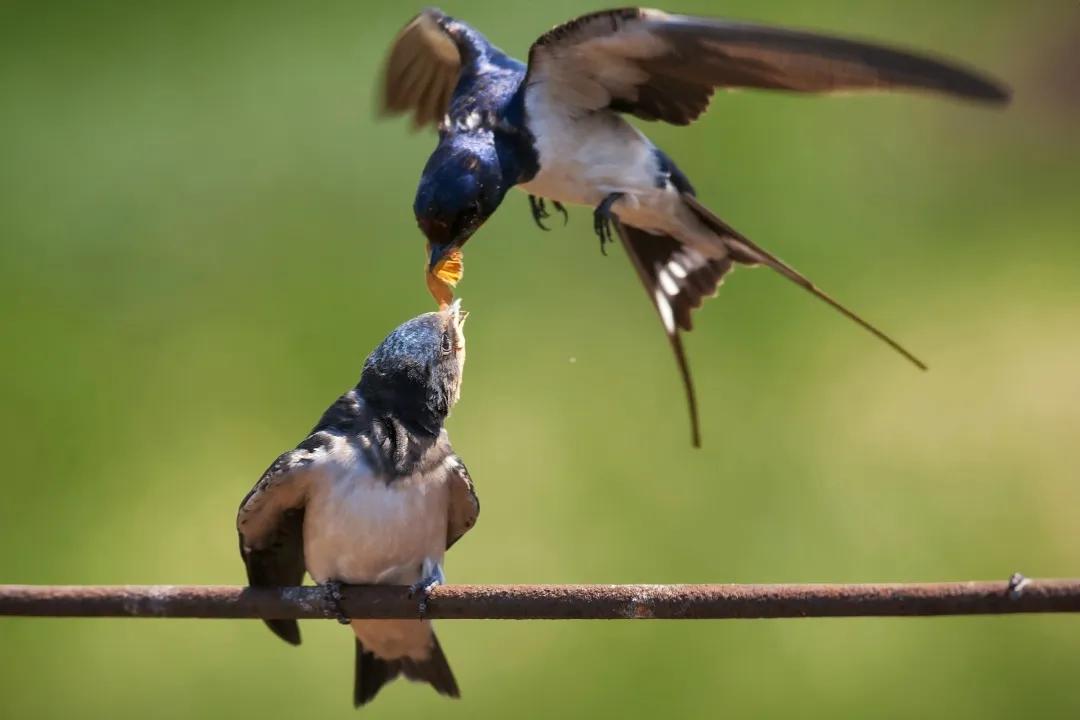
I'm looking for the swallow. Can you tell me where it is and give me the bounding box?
[237,301,476,707]
[380,7,1010,446]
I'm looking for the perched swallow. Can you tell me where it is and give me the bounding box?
[237,301,476,707]
[381,7,1010,445]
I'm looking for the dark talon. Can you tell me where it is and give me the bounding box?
[528,195,551,231]
[322,580,350,625]
[593,193,624,256]
[1007,572,1030,599]
[552,201,569,226]
[408,574,443,620]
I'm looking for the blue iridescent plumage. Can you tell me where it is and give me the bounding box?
[408,15,535,254]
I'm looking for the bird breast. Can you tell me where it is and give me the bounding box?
[302,456,450,586]
[519,93,660,206]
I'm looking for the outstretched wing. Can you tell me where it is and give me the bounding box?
[614,221,735,448]
[236,434,328,645]
[380,9,464,129]
[526,7,1009,125]
[444,454,479,550]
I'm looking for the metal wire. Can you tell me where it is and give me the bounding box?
[2,578,1078,620]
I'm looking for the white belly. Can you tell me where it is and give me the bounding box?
[303,462,450,586]
[519,96,710,242]
[519,96,661,208]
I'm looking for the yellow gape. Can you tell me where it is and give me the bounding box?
[426,248,464,309]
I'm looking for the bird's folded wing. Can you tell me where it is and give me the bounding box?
[525,7,1009,125]
[444,454,479,550]
[236,435,327,645]
[614,220,736,448]
[380,8,463,129]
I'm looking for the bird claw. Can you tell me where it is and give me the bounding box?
[407,574,443,619]
[1007,572,1030,600]
[529,195,569,231]
[552,200,569,226]
[593,193,624,256]
[322,580,351,625]
[529,195,551,231]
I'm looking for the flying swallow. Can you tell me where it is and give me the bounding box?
[237,301,476,707]
[380,7,1010,446]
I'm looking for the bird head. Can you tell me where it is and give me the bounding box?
[414,143,504,305]
[358,300,470,436]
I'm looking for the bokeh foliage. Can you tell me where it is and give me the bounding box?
[1,1,1078,717]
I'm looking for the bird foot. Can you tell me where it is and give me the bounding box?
[1007,572,1030,599]
[407,573,444,619]
[592,193,624,256]
[552,200,568,225]
[529,195,551,231]
[528,195,569,231]
[322,580,351,625]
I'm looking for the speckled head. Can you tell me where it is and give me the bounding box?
[358,301,469,437]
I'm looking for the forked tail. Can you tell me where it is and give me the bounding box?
[614,196,926,447]
[682,194,927,371]
[354,633,460,708]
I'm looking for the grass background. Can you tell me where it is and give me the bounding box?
[1,0,1078,717]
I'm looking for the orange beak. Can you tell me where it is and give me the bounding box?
[425,247,464,309]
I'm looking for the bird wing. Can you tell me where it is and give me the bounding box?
[613,220,736,448]
[525,7,1009,125]
[380,9,465,129]
[236,433,329,645]
[444,454,479,550]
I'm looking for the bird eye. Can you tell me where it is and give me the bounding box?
[441,333,453,355]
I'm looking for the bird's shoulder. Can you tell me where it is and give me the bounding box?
[442,63,527,135]
[238,390,373,515]
[381,8,527,132]
[236,430,335,531]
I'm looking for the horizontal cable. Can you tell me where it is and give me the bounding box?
[1,578,1078,620]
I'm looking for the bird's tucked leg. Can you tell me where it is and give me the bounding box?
[593,193,624,256]
[321,579,351,625]
[408,559,446,619]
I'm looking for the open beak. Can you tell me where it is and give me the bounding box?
[425,242,465,309]
[428,244,463,284]
[428,242,449,274]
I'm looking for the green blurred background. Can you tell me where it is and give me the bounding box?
[1,0,1078,717]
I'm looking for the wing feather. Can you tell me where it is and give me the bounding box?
[236,435,327,645]
[381,9,463,129]
[527,8,1010,124]
[445,455,479,550]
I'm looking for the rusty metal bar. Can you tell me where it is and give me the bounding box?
[1,579,1078,620]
